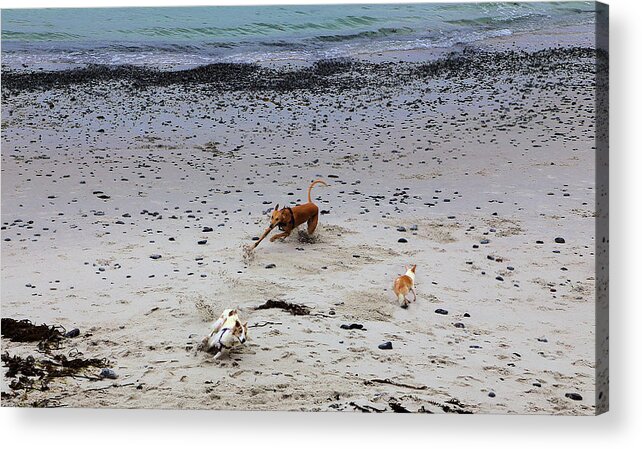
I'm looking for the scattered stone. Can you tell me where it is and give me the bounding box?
[340,323,364,330]
[378,342,393,350]
[434,308,448,315]
[99,368,118,379]
[150,254,161,260]
[398,238,408,243]
[565,393,582,401]
[555,237,566,243]
[265,263,276,269]
[64,328,80,338]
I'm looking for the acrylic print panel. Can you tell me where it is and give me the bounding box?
[0,2,608,414]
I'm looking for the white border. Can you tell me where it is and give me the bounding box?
[1,0,641,447]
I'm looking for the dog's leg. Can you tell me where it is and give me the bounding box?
[270,231,291,242]
[307,213,319,235]
[411,287,417,302]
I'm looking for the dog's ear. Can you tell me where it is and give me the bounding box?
[411,264,417,273]
[274,204,279,211]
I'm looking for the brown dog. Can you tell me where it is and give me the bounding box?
[252,179,328,249]
[393,264,417,308]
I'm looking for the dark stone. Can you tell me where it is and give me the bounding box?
[435,309,448,315]
[454,322,465,328]
[197,240,207,245]
[265,263,276,269]
[398,238,408,243]
[555,237,566,243]
[488,392,496,398]
[64,328,80,338]
[565,393,582,401]
[203,227,213,232]
[340,323,364,330]
[397,226,407,232]
[150,254,161,260]
[378,341,393,350]
[99,368,118,379]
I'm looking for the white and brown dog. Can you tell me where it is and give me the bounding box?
[393,264,417,308]
[200,309,248,359]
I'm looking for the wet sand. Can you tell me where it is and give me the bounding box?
[1,30,603,414]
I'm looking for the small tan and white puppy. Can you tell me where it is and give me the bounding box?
[393,264,417,308]
[200,308,248,360]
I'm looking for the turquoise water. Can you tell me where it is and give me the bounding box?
[1,2,596,69]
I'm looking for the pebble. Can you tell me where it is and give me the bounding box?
[340,323,364,330]
[99,368,118,379]
[397,226,407,232]
[434,308,448,315]
[555,237,566,243]
[197,240,207,245]
[265,263,276,269]
[64,328,80,338]
[565,393,582,401]
[203,227,213,232]
[453,322,465,328]
[378,341,393,350]
[488,392,496,398]
[150,254,162,260]
[398,238,408,243]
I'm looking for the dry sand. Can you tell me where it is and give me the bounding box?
[1,28,602,414]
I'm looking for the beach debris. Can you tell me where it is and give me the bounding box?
[434,308,449,315]
[2,352,110,391]
[378,341,393,350]
[340,323,364,330]
[255,299,310,316]
[1,318,64,350]
[388,401,411,413]
[364,378,427,391]
[265,263,276,269]
[349,402,386,413]
[150,254,162,260]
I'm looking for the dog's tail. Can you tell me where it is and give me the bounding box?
[307,179,328,203]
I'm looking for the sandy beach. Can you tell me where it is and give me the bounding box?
[1,24,605,414]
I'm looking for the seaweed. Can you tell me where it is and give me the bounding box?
[1,318,64,350]
[255,299,310,316]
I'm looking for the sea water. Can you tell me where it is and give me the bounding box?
[1,2,597,70]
